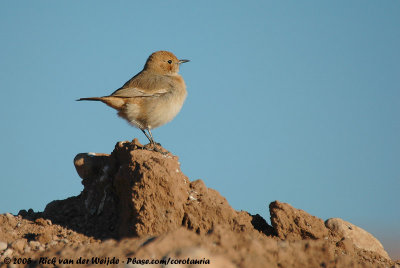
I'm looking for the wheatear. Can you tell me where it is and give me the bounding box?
[77,51,189,153]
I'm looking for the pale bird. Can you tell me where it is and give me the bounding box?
[77,51,189,153]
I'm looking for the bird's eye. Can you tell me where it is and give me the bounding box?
[167,60,172,64]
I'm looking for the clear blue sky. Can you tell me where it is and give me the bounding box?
[1,1,399,259]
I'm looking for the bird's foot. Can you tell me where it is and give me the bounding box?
[143,143,169,155]
[153,145,169,155]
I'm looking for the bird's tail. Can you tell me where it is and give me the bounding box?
[76,97,103,101]
[76,96,125,110]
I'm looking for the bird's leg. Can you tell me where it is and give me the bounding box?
[141,129,153,144]
[148,129,168,154]
[141,129,156,151]
[140,129,168,154]
[148,129,161,146]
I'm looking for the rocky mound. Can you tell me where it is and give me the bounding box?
[0,139,397,267]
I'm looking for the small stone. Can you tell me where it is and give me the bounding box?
[29,241,41,250]
[35,218,48,226]
[0,241,7,251]
[60,239,70,244]
[24,246,31,253]
[74,153,110,179]
[131,138,143,147]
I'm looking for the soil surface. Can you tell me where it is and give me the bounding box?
[0,139,398,267]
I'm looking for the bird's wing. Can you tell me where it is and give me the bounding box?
[110,86,169,98]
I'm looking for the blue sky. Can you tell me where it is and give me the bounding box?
[0,1,399,259]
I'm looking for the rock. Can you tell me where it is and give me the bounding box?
[29,241,41,250]
[74,152,110,180]
[0,241,7,251]
[269,201,329,240]
[113,146,189,237]
[11,239,26,253]
[325,218,390,259]
[35,218,48,226]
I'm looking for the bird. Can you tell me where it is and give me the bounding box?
[77,50,189,153]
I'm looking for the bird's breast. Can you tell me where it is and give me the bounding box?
[145,84,187,129]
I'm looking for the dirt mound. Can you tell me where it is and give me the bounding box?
[0,140,397,267]
[43,139,265,239]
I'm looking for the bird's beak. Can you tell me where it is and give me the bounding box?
[179,59,190,64]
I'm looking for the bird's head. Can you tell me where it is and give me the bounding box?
[144,51,189,75]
